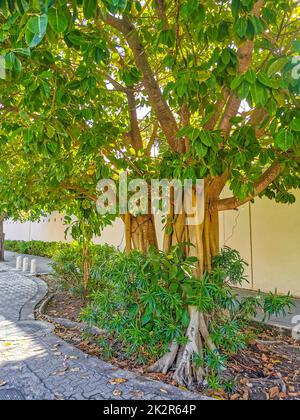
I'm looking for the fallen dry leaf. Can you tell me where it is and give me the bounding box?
[113,389,122,397]
[70,368,80,373]
[240,378,250,386]
[257,343,267,352]
[130,390,144,398]
[288,392,300,397]
[269,386,280,399]
[109,378,128,385]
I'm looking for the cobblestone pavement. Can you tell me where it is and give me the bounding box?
[4,251,53,274]
[0,265,209,400]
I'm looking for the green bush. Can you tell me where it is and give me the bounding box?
[83,245,193,364]
[51,243,84,292]
[18,238,292,378]
[51,243,116,294]
[81,245,294,373]
[4,239,69,258]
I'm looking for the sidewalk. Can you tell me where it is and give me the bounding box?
[236,288,300,335]
[4,251,53,274]
[0,264,208,401]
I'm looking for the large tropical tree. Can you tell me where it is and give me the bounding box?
[1,0,300,385]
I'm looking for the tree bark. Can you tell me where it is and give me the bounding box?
[130,214,158,253]
[0,219,4,262]
[82,240,91,299]
[148,188,220,386]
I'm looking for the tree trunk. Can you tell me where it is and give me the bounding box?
[124,183,221,386]
[148,188,221,387]
[82,241,91,299]
[0,219,4,262]
[125,213,158,253]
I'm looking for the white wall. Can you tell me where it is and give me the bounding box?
[4,212,126,249]
[4,195,300,297]
[5,212,69,242]
[221,192,300,298]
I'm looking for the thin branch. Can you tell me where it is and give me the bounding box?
[218,0,265,138]
[145,121,159,156]
[100,12,182,153]
[154,0,168,28]
[126,90,143,151]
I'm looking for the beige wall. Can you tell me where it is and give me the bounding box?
[4,195,300,297]
[251,196,300,297]
[4,212,126,249]
[222,193,300,298]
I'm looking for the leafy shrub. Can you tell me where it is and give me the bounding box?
[51,243,84,293]
[51,243,116,294]
[82,245,194,364]
[25,238,292,377]
[4,239,69,258]
[82,245,294,371]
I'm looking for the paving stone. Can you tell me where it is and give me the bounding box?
[0,389,25,400]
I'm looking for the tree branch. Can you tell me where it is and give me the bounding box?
[218,0,265,137]
[126,90,143,151]
[204,87,230,131]
[214,161,282,212]
[154,0,168,28]
[100,13,182,153]
[145,121,159,156]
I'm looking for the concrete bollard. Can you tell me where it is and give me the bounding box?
[22,257,29,272]
[30,259,37,275]
[16,256,22,270]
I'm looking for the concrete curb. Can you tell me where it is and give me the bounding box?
[20,276,48,321]
[38,293,106,336]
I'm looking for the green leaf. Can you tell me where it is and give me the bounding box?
[186,127,200,141]
[290,117,300,132]
[267,57,288,77]
[7,0,15,14]
[158,29,175,48]
[194,142,208,158]
[83,0,97,19]
[234,17,247,38]
[230,75,243,90]
[25,14,48,48]
[48,8,69,33]
[199,130,213,147]
[292,40,300,53]
[237,81,250,99]
[169,265,178,280]
[13,47,31,57]
[244,69,256,84]
[232,0,241,19]
[27,14,48,35]
[275,129,294,151]
[250,16,264,35]
[250,83,267,106]
[221,48,231,65]
[16,0,29,14]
